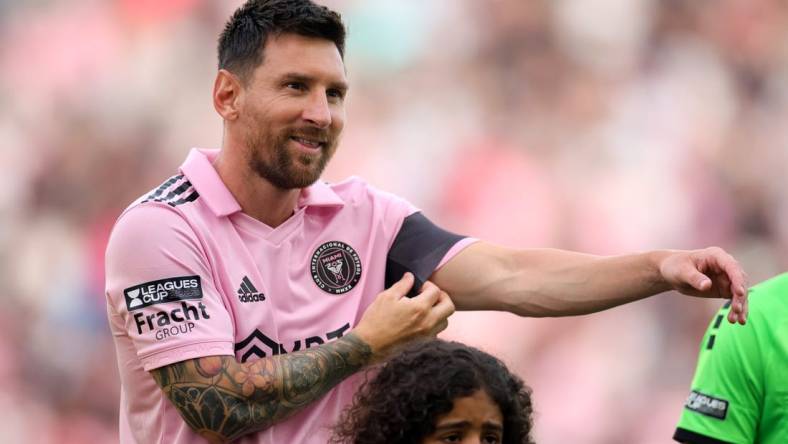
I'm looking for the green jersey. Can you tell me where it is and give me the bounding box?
[674,273,788,444]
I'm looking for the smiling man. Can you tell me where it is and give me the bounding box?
[104,1,750,443]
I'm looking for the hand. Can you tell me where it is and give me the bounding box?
[353,273,455,360]
[657,247,748,324]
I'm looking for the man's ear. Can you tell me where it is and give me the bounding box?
[213,69,243,121]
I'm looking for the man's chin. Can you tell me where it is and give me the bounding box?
[286,177,320,189]
[251,150,329,189]
[277,166,324,189]
[290,157,328,186]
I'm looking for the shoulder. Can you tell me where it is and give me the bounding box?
[122,173,200,213]
[730,272,788,339]
[327,176,418,212]
[110,203,192,243]
[326,176,378,202]
[107,175,204,264]
[114,173,201,232]
[745,273,788,367]
[696,275,788,373]
[748,273,788,314]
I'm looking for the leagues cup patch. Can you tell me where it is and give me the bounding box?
[311,241,362,294]
[124,275,202,311]
[684,390,729,420]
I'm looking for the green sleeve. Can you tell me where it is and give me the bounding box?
[674,300,763,444]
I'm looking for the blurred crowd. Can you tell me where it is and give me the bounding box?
[1,0,786,442]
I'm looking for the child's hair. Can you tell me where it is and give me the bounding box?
[331,339,535,444]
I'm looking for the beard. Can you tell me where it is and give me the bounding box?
[246,125,337,190]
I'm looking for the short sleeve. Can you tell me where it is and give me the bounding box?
[674,302,763,444]
[380,198,474,296]
[105,203,235,371]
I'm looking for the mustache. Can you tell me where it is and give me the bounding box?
[286,127,333,144]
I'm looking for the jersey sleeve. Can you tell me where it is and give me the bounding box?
[373,188,475,296]
[673,301,763,444]
[105,203,235,371]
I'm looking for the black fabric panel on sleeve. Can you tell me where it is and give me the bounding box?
[385,212,466,297]
[673,428,733,444]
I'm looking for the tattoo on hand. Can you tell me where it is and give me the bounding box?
[151,333,372,442]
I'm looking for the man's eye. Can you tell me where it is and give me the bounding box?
[327,89,345,100]
[441,434,461,443]
[286,82,305,91]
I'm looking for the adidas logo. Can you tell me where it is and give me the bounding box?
[237,276,265,303]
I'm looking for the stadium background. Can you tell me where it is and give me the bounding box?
[1,0,787,442]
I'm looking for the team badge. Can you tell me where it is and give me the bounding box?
[310,241,362,294]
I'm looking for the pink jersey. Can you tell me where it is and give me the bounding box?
[105,148,474,443]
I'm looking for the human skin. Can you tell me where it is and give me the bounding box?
[421,390,505,444]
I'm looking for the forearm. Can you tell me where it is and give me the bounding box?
[435,243,673,316]
[502,248,673,316]
[151,332,372,443]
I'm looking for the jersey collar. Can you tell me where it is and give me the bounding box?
[297,180,345,209]
[180,148,344,218]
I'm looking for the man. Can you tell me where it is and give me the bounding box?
[104,1,749,443]
[674,274,787,444]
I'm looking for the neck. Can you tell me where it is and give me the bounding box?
[214,146,300,228]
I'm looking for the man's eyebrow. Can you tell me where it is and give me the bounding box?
[279,72,348,91]
[280,72,312,83]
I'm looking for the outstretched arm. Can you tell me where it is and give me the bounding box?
[432,242,748,323]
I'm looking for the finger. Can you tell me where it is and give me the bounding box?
[428,319,449,336]
[412,280,441,306]
[734,287,748,325]
[436,318,449,334]
[711,255,747,324]
[707,249,747,302]
[421,281,447,307]
[386,272,415,299]
[729,295,743,324]
[739,293,750,325]
[431,291,456,320]
[724,289,746,325]
[725,264,747,300]
[683,267,712,292]
[727,303,737,324]
[715,271,732,299]
[735,291,747,325]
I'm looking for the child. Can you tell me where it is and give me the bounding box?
[332,339,535,444]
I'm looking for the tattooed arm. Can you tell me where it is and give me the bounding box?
[151,333,371,443]
[150,274,455,443]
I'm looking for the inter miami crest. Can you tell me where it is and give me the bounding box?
[310,241,362,294]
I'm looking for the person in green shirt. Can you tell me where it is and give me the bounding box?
[674,273,788,444]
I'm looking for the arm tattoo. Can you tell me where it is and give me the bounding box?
[150,333,372,443]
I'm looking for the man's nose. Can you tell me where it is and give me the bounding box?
[302,91,331,128]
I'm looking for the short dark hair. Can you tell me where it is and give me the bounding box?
[331,339,535,444]
[218,0,346,81]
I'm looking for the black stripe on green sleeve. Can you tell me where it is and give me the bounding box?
[673,427,734,444]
